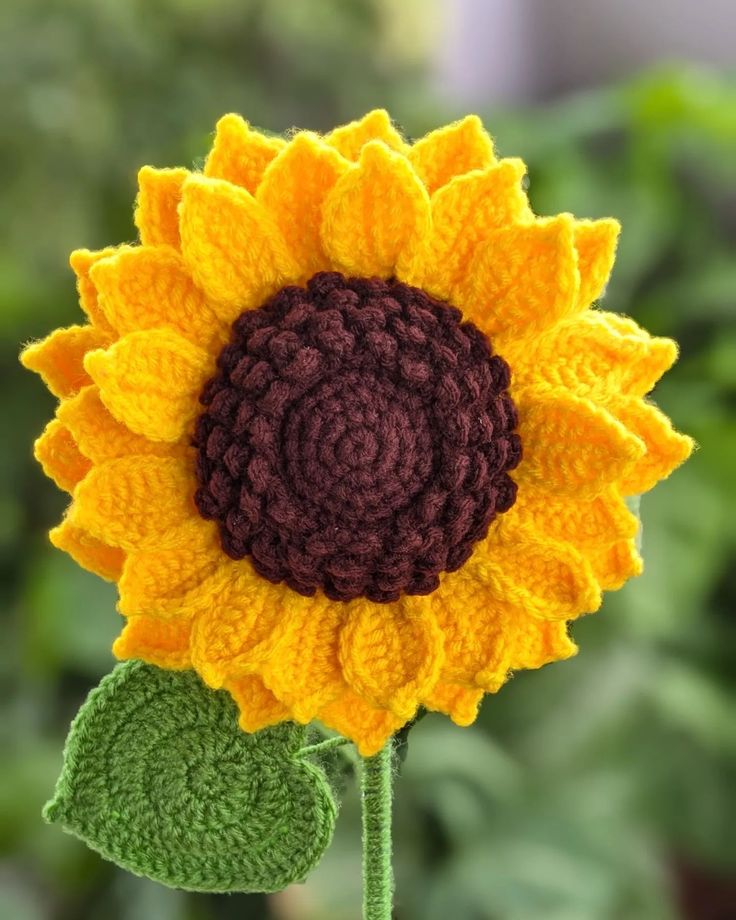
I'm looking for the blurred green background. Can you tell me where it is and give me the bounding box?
[3,1,735,918]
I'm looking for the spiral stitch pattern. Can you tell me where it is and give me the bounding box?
[194,272,521,602]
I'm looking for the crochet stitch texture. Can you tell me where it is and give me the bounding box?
[22,110,693,755]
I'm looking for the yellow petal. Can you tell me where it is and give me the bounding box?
[338,596,443,720]
[402,159,531,300]
[33,419,91,492]
[501,617,577,676]
[470,522,601,620]
[84,329,211,442]
[422,683,483,726]
[226,674,290,733]
[321,140,430,278]
[514,388,645,498]
[459,215,579,341]
[69,455,196,551]
[204,113,285,194]
[134,166,188,249]
[57,386,178,463]
[317,689,407,757]
[179,174,299,316]
[599,314,679,395]
[90,245,226,350]
[21,325,110,399]
[587,538,643,590]
[257,132,349,281]
[574,218,620,308]
[260,594,346,722]
[409,114,495,195]
[113,615,192,669]
[118,520,224,618]
[610,395,694,494]
[324,109,406,160]
[69,248,120,335]
[49,520,124,581]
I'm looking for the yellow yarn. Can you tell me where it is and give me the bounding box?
[21,110,694,756]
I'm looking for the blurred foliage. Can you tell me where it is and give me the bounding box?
[1,0,735,918]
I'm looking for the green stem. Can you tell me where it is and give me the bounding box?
[361,740,394,920]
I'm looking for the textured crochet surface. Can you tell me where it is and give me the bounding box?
[22,109,694,755]
[44,661,338,892]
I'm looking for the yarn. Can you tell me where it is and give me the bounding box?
[193,272,520,602]
[44,660,337,892]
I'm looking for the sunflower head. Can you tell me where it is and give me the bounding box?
[22,110,693,755]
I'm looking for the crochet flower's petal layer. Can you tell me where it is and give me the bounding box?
[401,159,531,300]
[324,109,406,160]
[204,113,286,193]
[90,246,226,350]
[21,325,110,399]
[259,597,345,722]
[57,387,180,463]
[69,248,120,335]
[113,615,192,669]
[316,689,407,757]
[422,683,483,725]
[84,330,212,442]
[587,538,643,590]
[339,596,443,720]
[409,114,495,195]
[574,219,620,308]
[258,133,348,282]
[460,215,580,342]
[134,166,188,249]
[49,520,124,581]
[179,175,299,317]
[70,455,196,550]
[469,522,601,620]
[321,141,430,278]
[515,388,645,498]
[33,420,91,492]
[118,521,224,618]
[610,395,694,494]
[226,674,290,732]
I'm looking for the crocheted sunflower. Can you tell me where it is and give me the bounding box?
[23,111,692,755]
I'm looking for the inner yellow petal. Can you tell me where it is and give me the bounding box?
[409,114,495,195]
[69,248,121,336]
[49,520,125,581]
[204,113,286,194]
[574,218,620,309]
[324,109,406,161]
[21,324,111,399]
[113,615,192,670]
[226,674,290,733]
[33,419,91,493]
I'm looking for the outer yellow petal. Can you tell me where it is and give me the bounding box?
[338,596,443,720]
[574,218,620,308]
[69,248,120,335]
[33,420,91,492]
[402,159,531,300]
[500,617,577,677]
[458,215,579,341]
[610,395,694,494]
[514,388,645,498]
[324,109,406,160]
[226,674,290,733]
[317,689,407,757]
[423,683,483,726]
[69,455,196,551]
[20,325,110,399]
[134,166,188,249]
[204,113,285,193]
[118,520,224,618]
[113,615,192,670]
[409,114,495,195]
[179,174,299,316]
[84,329,211,442]
[49,520,124,581]
[257,132,349,281]
[90,246,226,350]
[587,538,643,590]
[321,140,430,278]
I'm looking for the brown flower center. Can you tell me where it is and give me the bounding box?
[193,272,521,603]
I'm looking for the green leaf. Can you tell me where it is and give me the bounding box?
[43,661,338,893]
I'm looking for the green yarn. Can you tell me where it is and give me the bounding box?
[361,740,394,920]
[43,661,337,893]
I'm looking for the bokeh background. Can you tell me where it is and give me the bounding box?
[3,1,735,918]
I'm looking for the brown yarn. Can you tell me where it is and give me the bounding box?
[193,273,520,602]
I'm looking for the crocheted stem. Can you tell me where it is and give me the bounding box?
[361,739,394,920]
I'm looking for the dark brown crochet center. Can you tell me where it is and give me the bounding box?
[193,272,521,603]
